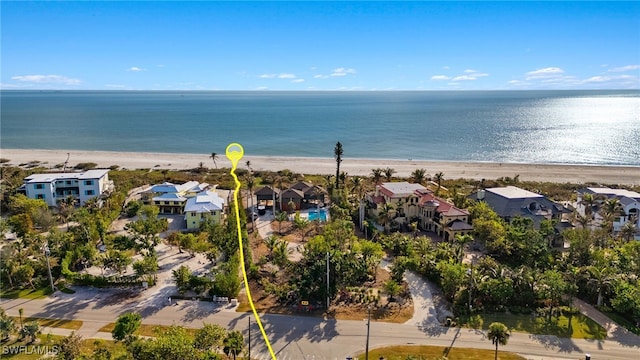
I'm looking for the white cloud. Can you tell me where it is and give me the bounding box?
[259,73,297,79]
[525,67,564,80]
[127,67,146,72]
[431,75,450,81]
[11,74,81,85]
[253,86,269,90]
[452,75,477,81]
[314,74,329,79]
[291,79,305,83]
[331,67,356,77]
[463,69,477,73]
[608,65,640,72]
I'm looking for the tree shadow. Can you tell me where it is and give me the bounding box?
[528,333,582,353]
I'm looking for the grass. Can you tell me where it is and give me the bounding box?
[0,333,64,359]
[459,312,607,340]
[98,322,198,337]
[357,345,526,360]
[10,317,83,330]
[0,287,53,299]
[601,310,640,336]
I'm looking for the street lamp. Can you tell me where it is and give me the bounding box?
[365,306,371,360]
[43,244,55,293]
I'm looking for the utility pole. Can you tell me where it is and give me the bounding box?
[326,252,330,309]
[365,306,371,360]
[467,265,473,314]
[248,317,251,359]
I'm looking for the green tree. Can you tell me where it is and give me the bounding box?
[487,322,510,360]
[112,312,141,343]
[263,235,280,258]
[586,265,616,306]
[56,331,83,360]
[411,168,426,184]
[194,323,227,352]
[370,168,383,184]
[223,330,244,360]
[275,211,288,234]
[377,203,395,234]
[20,321,41,343]
[102,250,133,275]
[173,265,192,295]
[383,167,395,181]
[125,205,168,253]
[0,311,16,340]
[133,253,159,278]
[434,172,444,194]
[334,141,343,189]
[128,325,198,360]
[383,279,402,302]
[210,152,218,169]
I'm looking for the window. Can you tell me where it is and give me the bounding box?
[85,190,95,196]
[66,180,72,185]
[35,184,45,189]
[36,194,45,199]
[84,180,94,186]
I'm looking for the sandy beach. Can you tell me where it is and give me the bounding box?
[2,148,640,186]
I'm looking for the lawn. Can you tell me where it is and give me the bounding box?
[98,322,198,337]
[357,345,526,360]
[10,317,83,330]
[459,312,606,339]
[0,333,64,359]
[0,287,53,299]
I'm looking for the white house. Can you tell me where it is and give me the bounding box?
[576,187,640,239]
[22,169,113,206]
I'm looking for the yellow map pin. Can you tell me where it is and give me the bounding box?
[225,143,244,169]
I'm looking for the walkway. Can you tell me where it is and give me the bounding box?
[573,298,640,343]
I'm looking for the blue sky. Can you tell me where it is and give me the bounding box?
[2,1,639,90]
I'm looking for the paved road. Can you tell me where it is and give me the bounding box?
[2,287,639,360]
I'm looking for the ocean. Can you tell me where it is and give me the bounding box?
[1,90,639,165]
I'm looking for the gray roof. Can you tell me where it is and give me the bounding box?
[25,169,109,183]
[280,188,304,200]
[184,191,224,213]
[471,186,567,219]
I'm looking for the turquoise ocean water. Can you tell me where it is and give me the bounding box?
[1,90,639,165]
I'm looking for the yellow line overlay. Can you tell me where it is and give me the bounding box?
[226,143,277,360]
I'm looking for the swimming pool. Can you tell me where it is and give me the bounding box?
[308,209,328,222]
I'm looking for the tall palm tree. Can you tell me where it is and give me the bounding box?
[487,322,510,360]
[600,198,624,234]
[370,168,383,184]
[275,211,288,234]
[411,168,426,184]
[244,174,255,229]
[580,193,597,217]
[434,172,444,194]
[383,167,396,182]
[619,218,637,242]
[209,152,218,169]
[378,203,395,234]
[334,141,343,189]
[585,265,616,306]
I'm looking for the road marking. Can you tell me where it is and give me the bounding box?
[226,143,277,360]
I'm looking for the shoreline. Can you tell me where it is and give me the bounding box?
[2,148,640,186]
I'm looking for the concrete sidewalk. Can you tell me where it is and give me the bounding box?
[573,298,640,345]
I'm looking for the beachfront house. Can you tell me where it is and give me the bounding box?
[184,190,225,230]
[468,186,571,230]
[21,169,114,207]
[255,185,279,210]
[142,181,211,214]
[576,187,640,240]
[366,182,472,240]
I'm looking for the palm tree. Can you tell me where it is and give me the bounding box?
[573,212,591,229]
[244,174,255,229]
[263,235,280,258]
[411,168,426,184]
[370,168,383,184]
[378,203,395,234]
[434,172,444,194]
[600,198,624,234]
[210,152,218,169]
[585,265,616,306]
[383,167,395,182]
[334,141,343,189]
[580,193,597,217]
[245,160,252,172]
[275,211,288,234]
[619,218,637,242]
[487,322,510,360]
[0,314,16,341]
[383,279,401,302]
[223,330,244,360]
